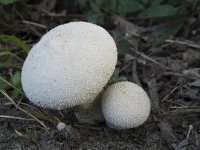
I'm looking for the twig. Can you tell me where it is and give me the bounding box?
[186,125,193,140]
[159,121,177,150]
[161,85,180,102]
[113,15,200,51]
[22,20,47,30]
[146,78,160,113]
[128,26,200,51]
[180,93,200,101]
[170,106,200,109]
[182,68,200,79]
[0,115,34,121]
[118,62,132,73]
[163,71,199,80]
[160,108,200,116]
[42,10,66,17]
[165,39,200,50]
[29,26,43,37]
[132,59,142,86]
[117,32,197,82]
[0,90,47,129]
[130,48,170,70]
[73,124,105,130]
[124,25,200,51]
[164,99,186,107]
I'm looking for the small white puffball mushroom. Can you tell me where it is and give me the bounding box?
[21,21,117,110]
[102,81,150,129]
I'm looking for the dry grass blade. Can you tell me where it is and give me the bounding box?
[114,16,200,52]
[0,90,47,129]
[22,20,47,30]
[20,102,60,125]
[132,59,142,86]
[146,78,160,113]
[161,85,180,102]
[42,10,66,17]
[165,39,200,51]
[159,121,177,149]
[163,71,199,80]
[161,108,200,116]
[0,115,34,121]
[73,124,105,131]
[115,33,170,70]
[113,14,144,35]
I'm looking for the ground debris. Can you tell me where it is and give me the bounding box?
[1,1,200,149]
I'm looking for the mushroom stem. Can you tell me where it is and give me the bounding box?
[74,91,104,124]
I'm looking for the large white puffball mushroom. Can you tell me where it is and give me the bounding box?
[21,21,117,109]
[102,81,150,129]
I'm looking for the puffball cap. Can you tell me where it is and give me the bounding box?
[102,81,150,129]
[21,21,117,109]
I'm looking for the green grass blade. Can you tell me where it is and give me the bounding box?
[0,0,17,5]
[0,76,24,95]
[0,63,20,69]
[0,51,24,62]
[0,35,30,53]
